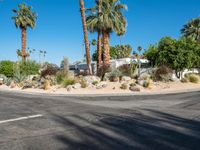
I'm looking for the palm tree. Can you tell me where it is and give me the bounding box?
[12,3,37,62]
[79,0,92,75]
[181,17,200,42]
[87,0,103,72]
[87,0,127,66]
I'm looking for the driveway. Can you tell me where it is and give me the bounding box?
[0,91,200,150]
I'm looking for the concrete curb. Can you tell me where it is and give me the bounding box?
[0,87,200,98]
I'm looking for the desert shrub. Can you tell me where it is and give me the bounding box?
[154,65,172,82]
[80,79,88,88]
[13,72,27,83]
[140,73,151,80]
[43,80,50,90]
[0,60,14,77]
[45,75,57,86]
[130,82,136,87]
[143,79,153,88]
[108,69,122,82]
[62,78,76,87]
[41,64,59,77]
[109,69,122,78]
[56,72,66,84]
[120,83,128,90]
[5,78,12,86]
[118,64,130,76]
[186,74,200,83]
[181,78,189,83]
[97,64,111,80]
[19,60,40,75]
[0,74,7,82]
[62,57,69,76]
[118,63,137,78]
[92,80,99,85]
[0,74,12,86]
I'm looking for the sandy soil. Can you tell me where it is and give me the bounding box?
[0,81,200,95]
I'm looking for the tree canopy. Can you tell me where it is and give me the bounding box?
[144,37,200,71]
[181,17,200,43]
[12,3,37,29]
[92,44,132,61]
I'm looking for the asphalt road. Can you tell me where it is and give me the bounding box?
[0,91,200,150]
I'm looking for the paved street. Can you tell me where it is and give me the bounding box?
[0,91,200,150]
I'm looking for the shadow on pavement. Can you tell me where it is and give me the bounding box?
[53,109,200,150]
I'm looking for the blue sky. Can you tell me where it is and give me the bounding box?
[0,0,200,65]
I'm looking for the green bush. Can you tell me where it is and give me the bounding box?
[62,78,76,87]
[0,61,14,77]
[19,60,40,75]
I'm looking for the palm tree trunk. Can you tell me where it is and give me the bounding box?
[103,31,110,66]
[97,31,102,72]
[21,27,27,62]
[79,0,92,75]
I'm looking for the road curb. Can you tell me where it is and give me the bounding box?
[0,87,200,98]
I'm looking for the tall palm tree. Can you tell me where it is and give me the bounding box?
[79,0,92,75]
[86,0,103,72]
[12,3,37,62]
[181,17,200,43]
[87,0,127,66]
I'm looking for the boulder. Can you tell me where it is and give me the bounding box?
[66,85,73,92]
[10,81,16,88]
[73,83,81,89]
[83,76,101,85]
[121,76,132,82]
[22,81,33,89]
[129,86,140,92]
[137,80,145,86]
[96,81,107,89]
[0,78,3,85]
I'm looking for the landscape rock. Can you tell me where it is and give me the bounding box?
[66,85,73,92]
[10,81,16,88]
[0,78,3,85]
[73,83,81,89]
[22,81,33,89]
[96,82,107,89]
[121,76,132,82]
[137,80,145,86]
[83,76,101,85]
[129,86,141,92]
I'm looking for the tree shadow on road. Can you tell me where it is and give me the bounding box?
[52,109,200,150]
